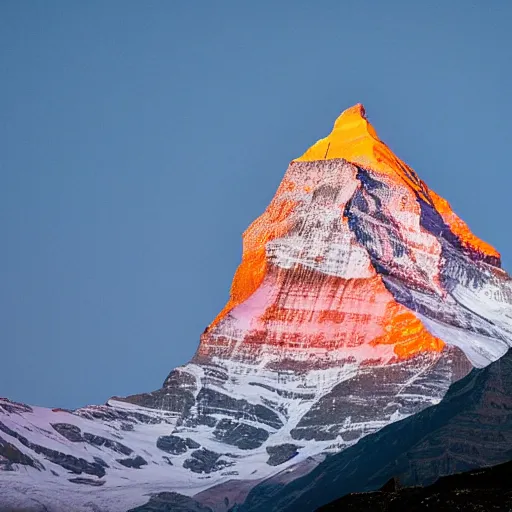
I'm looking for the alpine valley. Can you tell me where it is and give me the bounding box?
[2,104,512,512]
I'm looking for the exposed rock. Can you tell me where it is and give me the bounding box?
[68,477,105,486]
[195,388,282,429]
[266,444,301,466]
[249,382,315,401]
[213,419,269,450]
[76,405,163,425]
[93,456,109,468]
[0,420,105,477]
[51,423,83,442]
[183,415,217,428]
[116,455,147,469]
[0,400,33,414]
[127,491,213,512]
[162,368,198,390]
[291,349,466,441]
[185,437,200,449]
[119,387,196,416]
[183,448,232,474]
[202,367,229,384]
[82,432,132,455]
[156,435,188,455]
[119,368,198,415]
[51,422,133,455]
[0,435,39,470]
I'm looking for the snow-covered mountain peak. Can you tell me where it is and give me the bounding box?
[2,106,511,512]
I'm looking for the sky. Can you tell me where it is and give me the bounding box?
[1,1,511,408]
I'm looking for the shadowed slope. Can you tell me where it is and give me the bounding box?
[240,349,512,512]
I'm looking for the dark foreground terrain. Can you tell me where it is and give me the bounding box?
[319,459,512,511]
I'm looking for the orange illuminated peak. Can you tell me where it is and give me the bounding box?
[297,103,499,262]
[208,105,500,332]
[296,103,428,199]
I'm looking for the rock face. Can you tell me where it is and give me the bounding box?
[266,444,301,466]
[127,492,214,512]
[240,349,512,512]
[1,104,511,512]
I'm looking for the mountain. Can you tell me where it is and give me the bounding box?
[1,104,512,512]
[240,348,512,512]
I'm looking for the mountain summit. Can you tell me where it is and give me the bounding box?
[2,105,512,512]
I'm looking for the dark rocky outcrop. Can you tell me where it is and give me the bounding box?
[0,421,105,478]
[195,388,282,430]
[0,400,33,414]
[156,435,188,455]
[127,491,213,512]
[119,368,198,415]
[185,437,200,449]
[183,414,217,428]
[76,405,162,425]
[82,432,132,455]
[266,444,301,466]
[202,367,229,384]
[93,456,109,468]
[51,422,133,455]
[119,387,196,416]
[68,477,106,486]
[249,382,315,401]
[162,368,198,390]
[213,419,269,450]
[116,455,147,469]
[183,448,232,474]
[51,423,83,442]
[0,435,39,470]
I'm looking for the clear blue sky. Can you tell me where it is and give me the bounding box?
[1,1,511,408]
